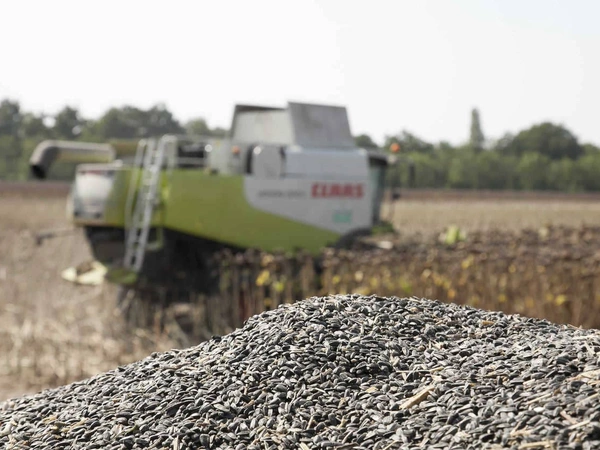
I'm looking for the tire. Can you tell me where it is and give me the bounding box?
[332,228,372,250]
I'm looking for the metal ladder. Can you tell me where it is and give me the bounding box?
[123,137,166,273]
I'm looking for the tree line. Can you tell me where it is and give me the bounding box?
[1,98,599,191]
[0,99,227,180]
[362,109,600,192]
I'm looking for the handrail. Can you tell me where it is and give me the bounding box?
[124,139,148,233]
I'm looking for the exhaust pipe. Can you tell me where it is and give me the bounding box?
[29,140,116,179]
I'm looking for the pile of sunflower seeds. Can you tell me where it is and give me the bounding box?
[2,294,600,449]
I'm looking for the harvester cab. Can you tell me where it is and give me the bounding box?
[29,101,399,288]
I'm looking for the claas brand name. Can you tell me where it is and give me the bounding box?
[311,183,364,198]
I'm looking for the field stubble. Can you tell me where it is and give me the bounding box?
[2,187,600,401]
[0,194,178,401]
[381,197,600,234]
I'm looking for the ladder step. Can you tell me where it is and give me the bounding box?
[123,136,168,273]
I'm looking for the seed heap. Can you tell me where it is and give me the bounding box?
[211,225,600,331]
[2,295,600,449]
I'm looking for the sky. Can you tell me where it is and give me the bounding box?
[1,0,599,147]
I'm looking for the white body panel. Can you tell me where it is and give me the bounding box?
[287,102,355,148]
[233,110,293,145]
[283,146,369,178]
[230,102,354,148]
[70,164,117,220]
[205,138,231,174]
[252,146,284,179]
[243,177,372,234]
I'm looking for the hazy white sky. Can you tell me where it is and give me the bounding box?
[1,0,599,146]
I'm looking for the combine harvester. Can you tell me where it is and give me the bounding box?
[30,101,401,313]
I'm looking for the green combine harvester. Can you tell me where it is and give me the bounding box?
[30,101,401,297]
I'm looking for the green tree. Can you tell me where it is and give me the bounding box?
[499,122,583,161]
[516,153,550,190]
[436,141,455,152]
[491,133,515,154]
[0,136,22,180]
[355,134,378,148]
[97,104,184,139]
[469,108,485,152]
[185,118,211,136]
[476,151,518,190]
[583,143,600,154]
[210,127,228,138]
[146,103,185,136]
[384,131,434,154]
[410,152,446,188]
[446,147,480,188]
[547,158,581,192]
[97,106,142,139]
[0,99,22,136]
[574,153,600,191]
[20,113,49,138]
[53,106,84,139]
[184,118,228,137]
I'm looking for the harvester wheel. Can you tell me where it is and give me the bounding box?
[332,228,372,250]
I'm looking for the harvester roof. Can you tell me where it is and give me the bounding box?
[230,101,355,149]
